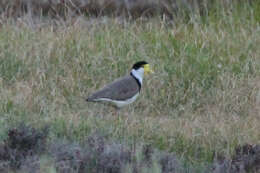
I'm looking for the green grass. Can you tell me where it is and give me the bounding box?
[0,1,259,171]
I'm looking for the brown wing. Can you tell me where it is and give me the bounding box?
[87,75,140,101]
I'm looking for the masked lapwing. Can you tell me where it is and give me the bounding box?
[86,61,153,108]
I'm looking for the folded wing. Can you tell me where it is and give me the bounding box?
[87,75,140,101]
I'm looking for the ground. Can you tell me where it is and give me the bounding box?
[0,1,259,172]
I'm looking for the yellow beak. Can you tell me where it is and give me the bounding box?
[144,64,154,74]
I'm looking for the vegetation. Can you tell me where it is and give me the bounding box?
[0,0,259,172]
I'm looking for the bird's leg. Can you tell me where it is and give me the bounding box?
[113,106,120,117]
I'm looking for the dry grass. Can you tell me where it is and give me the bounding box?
[0,0,222,18]
[0,1,260,171]
[1,124,259,172]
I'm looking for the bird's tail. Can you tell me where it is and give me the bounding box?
[86,97,96,102]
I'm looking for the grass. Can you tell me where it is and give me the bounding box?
[0,1,260,171]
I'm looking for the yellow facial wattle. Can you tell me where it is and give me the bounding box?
[144,64,154,74]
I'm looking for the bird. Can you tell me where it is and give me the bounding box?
[86,61,153,109]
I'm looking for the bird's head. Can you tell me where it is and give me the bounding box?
[132,61,153,75]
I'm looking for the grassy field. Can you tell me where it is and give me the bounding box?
[0,1,260,172]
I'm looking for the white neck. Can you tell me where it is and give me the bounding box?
[131,68,144,85]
